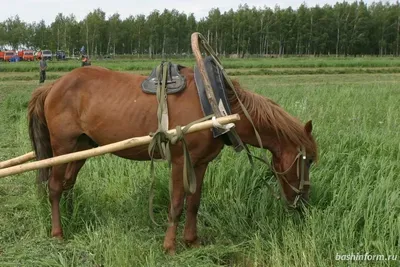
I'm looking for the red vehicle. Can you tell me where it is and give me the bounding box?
[23,50,34,61]
[4,51,15,61]
[0,51,4,61]
[17,50,34,61]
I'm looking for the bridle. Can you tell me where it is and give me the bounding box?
[247,145,310,209]
[190,31,311,209]
[271,145,310,208]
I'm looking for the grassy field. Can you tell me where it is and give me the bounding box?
[0,58,399,266]
[3,56,400,72]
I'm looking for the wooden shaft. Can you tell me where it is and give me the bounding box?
[0,152,36,169]
[191,32,222,118]
[0,114,240,179]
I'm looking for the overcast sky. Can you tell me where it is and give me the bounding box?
[1,0,397,25]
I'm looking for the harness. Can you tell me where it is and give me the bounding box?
[147,62,220,224]
[191,32,309,209]
[272,146,309,197]
[146,34,310,224]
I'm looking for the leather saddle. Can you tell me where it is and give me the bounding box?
[141,62,186,94]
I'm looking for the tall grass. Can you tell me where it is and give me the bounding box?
[0,71,398,266]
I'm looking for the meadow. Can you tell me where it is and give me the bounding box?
[0,57,399,267]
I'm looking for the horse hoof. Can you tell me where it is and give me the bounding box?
[166,248,176,256]
[51,236,64,243]
[163,242,176,256]
[185,238,201,248]
[51,231,63,241]
[164,246,176,256]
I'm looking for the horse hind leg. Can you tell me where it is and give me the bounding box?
[48,157,70,238]
[62,135,93,215]
[48,134,92,238]
[63,159,86,215]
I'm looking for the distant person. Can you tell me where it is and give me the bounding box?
[39,56,47,83]
[81,55,91,67]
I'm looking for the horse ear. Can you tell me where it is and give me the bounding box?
[304,120,313,134]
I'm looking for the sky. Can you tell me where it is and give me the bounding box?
[0,0,397,25]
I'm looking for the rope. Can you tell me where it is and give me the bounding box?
[191,33,273,180]
[147,61,214,225]
[212,116,234,130]
[192,33,267,159]
[192,33,307,204]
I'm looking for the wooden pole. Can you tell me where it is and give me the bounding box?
[191,32,244,152]
[0,114,240,179]
[191,32,221,118]
[0,152,36,169]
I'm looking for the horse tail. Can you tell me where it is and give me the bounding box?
[28,83,53,195]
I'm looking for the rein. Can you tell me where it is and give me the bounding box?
[191,32,309,207]
[275,146,309,208]
[148,35,309,225]
[147,61,225,225]
[148,62,210,225]
[248,146,309,208]
[191,33,266,168]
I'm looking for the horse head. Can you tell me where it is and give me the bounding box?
[271,120,317,209]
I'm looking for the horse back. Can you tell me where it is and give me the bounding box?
[43,66,223,163]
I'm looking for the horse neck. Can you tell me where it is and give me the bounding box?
[234,110,282,155]
[230,91,284,155]
[226,82,317,162]
[225,79,314,158]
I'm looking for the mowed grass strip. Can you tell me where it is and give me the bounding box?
[3,56,400,73]
[0,70,398,266]
[6,67,400,82]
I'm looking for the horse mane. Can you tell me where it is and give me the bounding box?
[227,79,318,158]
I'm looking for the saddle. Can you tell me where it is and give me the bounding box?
[141,62,186,94]
[141,58,244,152]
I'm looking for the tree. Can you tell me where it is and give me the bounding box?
[4,15,27,49]
[0,22,7,47]
[106,13,121,55]
[31,20,50,50]
[3,2,400,56]
[82,8,106,56]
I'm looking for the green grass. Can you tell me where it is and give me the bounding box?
[0,63,399,266]
[3,56,400,72]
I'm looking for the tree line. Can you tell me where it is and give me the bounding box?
[1,1,400,58]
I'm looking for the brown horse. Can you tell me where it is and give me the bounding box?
[27,65,318,255]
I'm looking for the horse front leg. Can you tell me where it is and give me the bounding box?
[163,162,185,255]
[183,163,208,247]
